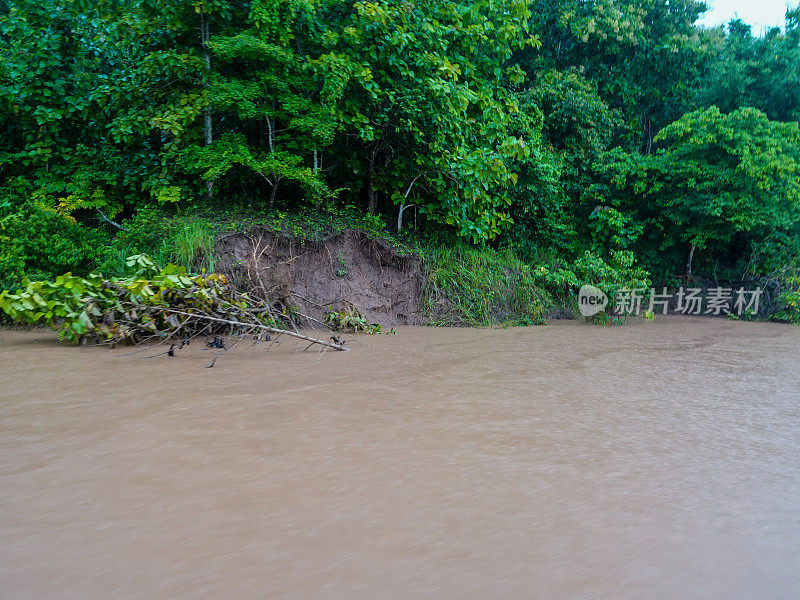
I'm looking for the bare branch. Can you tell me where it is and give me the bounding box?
[159,309,349,351]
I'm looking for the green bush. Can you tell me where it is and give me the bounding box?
[774,274,800,324]
[96,208,219,276]
[0,197,106,291]
[422,244,550,326]
[532,249,651,312]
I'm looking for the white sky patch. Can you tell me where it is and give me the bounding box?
[697,0,796,33]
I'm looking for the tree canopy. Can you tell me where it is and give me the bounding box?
[2,0,800,291]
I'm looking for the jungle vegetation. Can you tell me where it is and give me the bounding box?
[1,0,799,322]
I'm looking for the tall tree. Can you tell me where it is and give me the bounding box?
[524,0,711,152]
[698,10,800,123]
[594,107,800,279]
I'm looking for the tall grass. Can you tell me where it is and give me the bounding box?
[171,217,216,272]
[95,210,218,276]
[422,244,551,326]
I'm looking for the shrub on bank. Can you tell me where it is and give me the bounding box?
[530,249,652,314]
[0,196,106,292]
[774,273,800,324]
[422,244,551,326]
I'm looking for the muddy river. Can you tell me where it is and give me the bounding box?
[1,317,799,599]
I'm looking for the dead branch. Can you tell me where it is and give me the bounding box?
[159,309,349,351]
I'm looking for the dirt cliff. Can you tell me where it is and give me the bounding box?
[215,229,425,326]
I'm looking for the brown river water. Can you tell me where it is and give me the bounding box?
[1,317,800,599]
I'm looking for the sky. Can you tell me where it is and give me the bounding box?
[697,0,796,33]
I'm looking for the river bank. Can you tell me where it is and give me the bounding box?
[5,207,797,330]
[2,317,799,599]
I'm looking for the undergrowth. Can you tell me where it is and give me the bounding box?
[422,244,551,326]
[94,205,420,281]
[216,204,422,256]
[95,209,219,276]
[3,202,657,328]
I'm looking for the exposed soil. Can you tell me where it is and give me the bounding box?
[215,229,425,326]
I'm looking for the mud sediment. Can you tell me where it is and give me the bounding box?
[215,229,424,326]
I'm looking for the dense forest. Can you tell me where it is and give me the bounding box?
[1,0,799,322]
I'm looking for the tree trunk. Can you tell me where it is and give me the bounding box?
[397,204,409,233]
[367,175,376,215]
[686,243,696,281]
[268,184,278,211]
[266,115,274,153]
[201,10,213,199]
[204,110,212,146]
[397,174,422,232]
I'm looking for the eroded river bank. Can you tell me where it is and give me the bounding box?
[2,317,800,599]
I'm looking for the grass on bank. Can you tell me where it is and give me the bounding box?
[1,205,656,327]
[89,206,555,326]
[422,244,550,326]
[8,204,796,326]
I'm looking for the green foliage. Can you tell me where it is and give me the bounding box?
[532,249,651,309]
[0,0,547,243]
[315,0,536,241]
[588,311,627,326]
[525,0,711,151]
[0,192,106,291]
[324,303,382,334]
[423,244,550,326]
[698,14,800,123]
[502,85,573,258]
[587,206,643,253]
[531,69,617,162]
[96,206,176,272]
[593,107,800,280]
[774,274,800,324]
[0,254,248,343]
[652,107,800,247]
[95,208,219,277]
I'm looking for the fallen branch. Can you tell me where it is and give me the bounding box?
[160,309,349,351]
[97,209,128,232]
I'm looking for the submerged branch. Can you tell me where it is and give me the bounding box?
[159,308,349,351]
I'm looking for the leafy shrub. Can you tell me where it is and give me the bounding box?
[774,274,800,324]
[0,196,106,291]
[0,255,249,343]
[423,244,550,326]
[532,249,651,312]
[324,303,382,334]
